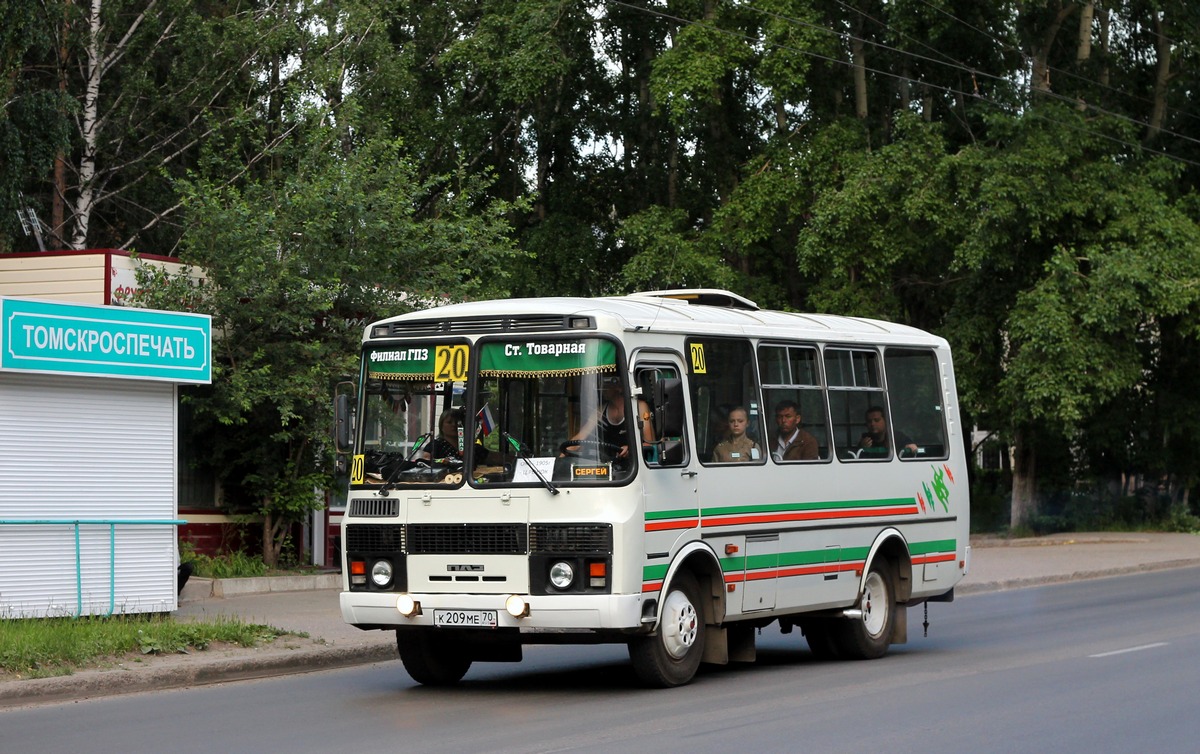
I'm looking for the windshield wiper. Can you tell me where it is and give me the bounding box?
[502,432,559,495]
[378,432,432,497]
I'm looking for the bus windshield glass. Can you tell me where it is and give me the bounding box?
[357,344,467,487]
[470,337,636,487]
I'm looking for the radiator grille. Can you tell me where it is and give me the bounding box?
[348,498,399,518]
[407,524,528,554]
[529,524,613,554]
[345,524,405,552]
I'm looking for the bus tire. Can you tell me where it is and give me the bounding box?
[397,629,471,686]
[629,571,704,687]
[801,619,842,660]
[835,560,895,660]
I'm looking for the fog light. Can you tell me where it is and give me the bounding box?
[549,561,574,589]
[396,594,421,617]
[371,559,393,587]
[505,594,529,618]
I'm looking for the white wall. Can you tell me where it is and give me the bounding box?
[0,372,177,618]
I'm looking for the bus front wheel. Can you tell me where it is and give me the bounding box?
[629,571,705,687]
[397,629,472,686]
[835,560,895,660]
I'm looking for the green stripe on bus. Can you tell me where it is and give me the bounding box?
[702,498,916,516]
[909,539,956,555]
[643,564,669,580]
[645,509,699,521]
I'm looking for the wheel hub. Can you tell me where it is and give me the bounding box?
[660,588,699,659]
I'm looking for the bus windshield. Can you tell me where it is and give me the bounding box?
[470,337,636,487]
[355,337,638,488]
[357,344,466,487]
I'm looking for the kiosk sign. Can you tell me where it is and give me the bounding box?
[1,297,211,383]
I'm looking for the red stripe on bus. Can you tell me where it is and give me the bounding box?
[739,561,867,581]
[701,507,918,527]
[645,519,698,532]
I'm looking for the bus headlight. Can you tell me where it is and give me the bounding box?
[371,559,393,587]
[396,594,421,617]
[549,561,575,589]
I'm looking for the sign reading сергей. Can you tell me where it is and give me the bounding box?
[1,297,211,383]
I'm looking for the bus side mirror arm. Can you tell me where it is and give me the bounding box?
[652,378,685,437]
[334,381,355,453]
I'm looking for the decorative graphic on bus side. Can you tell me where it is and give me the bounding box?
[916,463,956,514]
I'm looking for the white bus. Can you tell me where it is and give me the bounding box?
[337,289,969,687]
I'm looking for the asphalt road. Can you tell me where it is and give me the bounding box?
[3,567,1198,754]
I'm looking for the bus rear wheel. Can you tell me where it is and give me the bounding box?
[397,629,472,686]
[834,560,895,660]
[629,571,704,687]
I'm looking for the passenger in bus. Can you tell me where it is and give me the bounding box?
[563,376,654,466]
[711,406,762,463]
[772,399,819,461]
[859,406,918,456]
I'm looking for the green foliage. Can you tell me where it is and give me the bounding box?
[6,0,1200,532]
[618,206,735,292]
[0,615,287,678]
[136,128,520,564]
[188,551,269,580]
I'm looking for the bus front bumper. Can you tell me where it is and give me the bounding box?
[341,591,649,632]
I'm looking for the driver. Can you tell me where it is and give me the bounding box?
[424,409,465,463]
[562,376,654,465]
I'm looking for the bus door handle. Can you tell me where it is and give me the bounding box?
[681,470,698,478]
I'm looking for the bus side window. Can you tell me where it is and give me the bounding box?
[883,348,949,460]
[825,347,890,461]
[758,343,828,462]
[686,338,765,466]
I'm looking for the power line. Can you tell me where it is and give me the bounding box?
[601,0,1200,170]
[911,0,1200,130]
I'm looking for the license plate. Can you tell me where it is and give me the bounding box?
[433,609,498,628]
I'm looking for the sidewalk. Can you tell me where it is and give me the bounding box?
[3,532,1197,707]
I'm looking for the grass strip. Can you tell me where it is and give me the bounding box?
[0,614,291,679]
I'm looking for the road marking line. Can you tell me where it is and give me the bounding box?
[1089,642,1168,658]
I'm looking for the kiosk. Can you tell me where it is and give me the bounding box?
[0,296,211,618]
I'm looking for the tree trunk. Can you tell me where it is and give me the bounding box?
[1076,2,1093,62]
[71,0,105,250]
[262,506,284,567]
[851,33,868,120]
[1098,7,1111,88]
[1030,4,1078,95]
[1146,11,1171,143]
[1010,425,1038,530]
[52,12,70,249]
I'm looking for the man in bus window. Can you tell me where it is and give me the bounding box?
[773,400,818,461]
[711,406,762,463]
[859,405,918,457]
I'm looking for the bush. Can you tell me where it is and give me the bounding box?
[189,550,269,579]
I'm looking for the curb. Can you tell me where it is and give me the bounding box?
[957,557,1200,595]
[180,573,342,602]
[0,641,396,710]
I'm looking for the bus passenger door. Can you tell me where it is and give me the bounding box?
[636,357,701,576]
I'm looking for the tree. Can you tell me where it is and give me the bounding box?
[136,131,522,565]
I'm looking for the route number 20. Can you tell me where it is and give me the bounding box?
[435,345,470,382]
